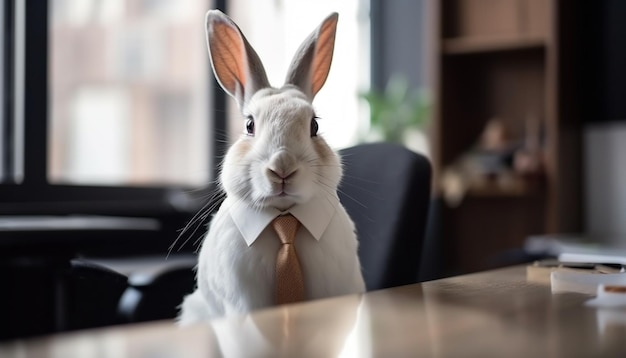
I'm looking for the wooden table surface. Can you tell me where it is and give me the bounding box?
[2,265,625,357]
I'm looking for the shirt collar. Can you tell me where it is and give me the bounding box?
[227,193,339,247]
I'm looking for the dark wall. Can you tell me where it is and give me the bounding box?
[582,0,626,122]
[370,0,427,90]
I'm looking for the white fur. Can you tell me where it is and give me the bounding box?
[178,10,364,324]
[178,196,364,323]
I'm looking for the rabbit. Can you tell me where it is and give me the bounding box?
[178,9,365,325]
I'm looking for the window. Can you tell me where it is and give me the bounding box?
[0,0,6,182]
[0,0,368,215]
[0,0,225,215]
[1,0,15,183]
[49,0,211,186]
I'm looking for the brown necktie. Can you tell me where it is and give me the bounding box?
[272,214,305,305]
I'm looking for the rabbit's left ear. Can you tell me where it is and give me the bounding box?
[285,13,338,101]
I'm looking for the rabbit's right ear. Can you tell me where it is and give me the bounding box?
[205,10,270,108]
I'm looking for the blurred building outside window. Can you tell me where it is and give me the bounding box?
[49,0,212,186]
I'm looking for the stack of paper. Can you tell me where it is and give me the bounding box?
[551,270,626,295]
[526,259,626,295]
[525,235,626,297]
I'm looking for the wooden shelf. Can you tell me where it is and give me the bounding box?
[443,36,546,55]
[435,175,544,199]
[465,178,542,198]
[430,0,583,274]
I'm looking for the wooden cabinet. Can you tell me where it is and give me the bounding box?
[428,0,582,273]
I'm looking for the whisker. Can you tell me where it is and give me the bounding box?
[338,180,384,200]
[314,175,376,224]
[341,173,381,185]
[168,190,226,258]
[315,174,369,210]
[176,215,209,253]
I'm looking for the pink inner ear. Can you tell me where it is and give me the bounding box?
[210,22,248,95]
[311,19,337,97]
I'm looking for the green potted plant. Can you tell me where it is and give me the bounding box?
[360,75,430,147]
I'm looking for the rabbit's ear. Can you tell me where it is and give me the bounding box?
[285,13,338,101]
[205,10,270,107]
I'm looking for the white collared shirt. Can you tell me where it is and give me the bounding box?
[193,192,366,317]
[228,192,338,247]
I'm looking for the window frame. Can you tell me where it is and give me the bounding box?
[1,0,13,182]
[0,0,227,216]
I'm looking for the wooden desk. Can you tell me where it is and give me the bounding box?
[2,266,625,357]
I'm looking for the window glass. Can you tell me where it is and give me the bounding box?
[49,0,211,186]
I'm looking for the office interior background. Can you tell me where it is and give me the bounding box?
[1,0,625,340]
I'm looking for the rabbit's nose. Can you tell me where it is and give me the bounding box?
[267,168,297,182]
[267,151,298,181]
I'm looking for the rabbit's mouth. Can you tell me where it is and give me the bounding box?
[278,180,292,196]
[262,183,308,209]
[257,171,314,208]
[268,177,295,197]
[264,193,298,211]
[271,187,294,199]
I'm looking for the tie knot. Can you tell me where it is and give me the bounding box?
[272,214,300,244]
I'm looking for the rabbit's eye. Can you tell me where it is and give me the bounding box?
[245,116,255,136]
[310,117,319,137]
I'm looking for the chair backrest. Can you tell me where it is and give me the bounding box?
[338,142,431,290]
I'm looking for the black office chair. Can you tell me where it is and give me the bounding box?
[117,257,197,322]
[65,259,129,330]
[339,142,431,290]
[1,257,128,340]
[118,142,431,321]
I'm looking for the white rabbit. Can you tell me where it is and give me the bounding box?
[178,9,365,325]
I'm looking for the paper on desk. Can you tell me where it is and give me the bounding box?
[525,234,626,265]
[551,270,626,295]
[558,252,626,266]
[586,284,626,308]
